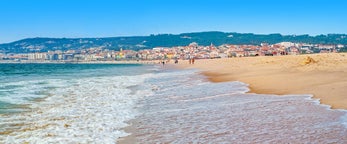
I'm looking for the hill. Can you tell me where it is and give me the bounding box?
[1,31,347,53]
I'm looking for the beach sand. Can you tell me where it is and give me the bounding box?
[175,53,347,109]
[118,53,347,143]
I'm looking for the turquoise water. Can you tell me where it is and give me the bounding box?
[0,63,346,143]
[0,63,159,143]
[0,63,149,113]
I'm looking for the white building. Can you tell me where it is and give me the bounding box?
[277,42,295,48]
[28,53,47,60]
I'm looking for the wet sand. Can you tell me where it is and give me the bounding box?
[117,120,137,144]
[176,53,347,109]
[118,53,347,143]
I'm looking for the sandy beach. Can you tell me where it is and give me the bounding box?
[175,53,347,109]
[118,54,347,143]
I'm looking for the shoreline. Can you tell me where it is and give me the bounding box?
[118,54,347,143]
[175,53,347,109]
[117,120,137,144]
[0,60,161,64]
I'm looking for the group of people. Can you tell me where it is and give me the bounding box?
[160,57,195,66]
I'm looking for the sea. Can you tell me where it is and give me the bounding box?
[0,63,346,143]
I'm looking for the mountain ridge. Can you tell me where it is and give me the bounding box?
[1,31,347,53]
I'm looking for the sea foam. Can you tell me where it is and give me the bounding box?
[0,73,154,143]
[130,69,347,143]
[1,66,347,143]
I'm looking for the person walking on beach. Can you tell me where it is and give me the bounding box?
[174,59,178,64]
[191,57,195,64]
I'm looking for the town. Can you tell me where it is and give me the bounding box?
[0,42,345,62]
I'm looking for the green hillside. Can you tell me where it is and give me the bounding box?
[1,31,347,53]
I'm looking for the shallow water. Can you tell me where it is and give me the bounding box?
[0,63,155,143]
[130,68,347,143]
[0,64,346,143]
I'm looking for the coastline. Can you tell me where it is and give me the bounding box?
[117,120,137,144]
[118,54,347,143]
[175,53,347,109]
[117,64,178,144]
[0,60,161,64]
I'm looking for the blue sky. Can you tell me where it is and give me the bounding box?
[0,0,346,43]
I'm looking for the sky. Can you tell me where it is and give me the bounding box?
[0,0,347,43]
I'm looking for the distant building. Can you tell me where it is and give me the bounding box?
[28,53,47,60]
[277,42,295,48]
